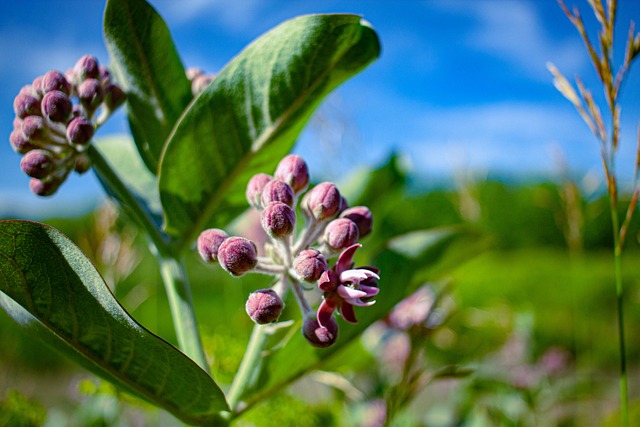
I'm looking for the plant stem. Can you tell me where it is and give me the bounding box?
[89,146,210,373]
[159,256,210,373]
[227,323,269,412]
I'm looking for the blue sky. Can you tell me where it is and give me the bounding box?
[1,0,639,218]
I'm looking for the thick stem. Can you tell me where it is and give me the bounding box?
[159,256,210,373]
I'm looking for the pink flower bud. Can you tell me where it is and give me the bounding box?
[260,179,294,208]
[246,173,272,209]
[274,154,309,194]
[323,218,360,251]
[20,149,55,179]
[66,117,94,145]
[13,92,41,119]
[99,66,111,85]
[10,129,35,154]
[191,74,214,95]
[29,177,61,197]
[74,55,100,81]
[245,289,284,324]
[197,228,229,263]
[41,70,72,96]
[293,249,327,282]
[32,76,44,97]
[303,316,338,348]
[261,201,296,238]
[302,182,341,221]
[217,236,258,276]
[340,206,373,238]
[42,90,72,123]
[78,79,104,111]
[103,84,126,110]
[21,116,46,140]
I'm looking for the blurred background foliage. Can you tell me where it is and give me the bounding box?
[1,153,639,426]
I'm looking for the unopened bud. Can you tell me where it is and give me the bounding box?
[303,316,338,348]
[245,289,284,324]
[14,92,41,119]
[20,149,55,179]
[274,154,309,194]
[302,182,341,221]
[10,129,35,154]
[42,90,72,123]
[261,201,296,238]
[41,70,72,96]
[246,173,272,209]
[32,76,44,97]
[323,218,359,251]
[103,84,126,110]
[293,249,327,282]
[74,153,92,174]
[99,66,111,85]
[217,236,258,276]
[340,206,373,238]
[74,55,100,81]
[197,228,229,263]
[78,79,104,111]
[66,117,94,145]
[186,67,204,80]
[21,116,46,140]
[29,177,61,197]
[260,179,294,208]
[192,74,214,95]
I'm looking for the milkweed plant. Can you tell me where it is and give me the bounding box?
[0,0,477,425]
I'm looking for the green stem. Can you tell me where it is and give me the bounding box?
[159,257,210,373]
[89,145,209,373]
[227,323,269,412]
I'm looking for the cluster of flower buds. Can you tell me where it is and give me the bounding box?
[186,67,215,96]
[10,55,126,196]
[197,154,379,347]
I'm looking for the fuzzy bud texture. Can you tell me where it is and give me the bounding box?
[324,218,360,251]
[293,249,327,282]
[245,289,284,324]
[217,237,258,276]
[261,201,296,238]
[303,317,339,348]
[260,179,294,208]
[197,228,229,263]
[246,173,272,209]
[274,154,309,194]
[340,206,373,238]
[8,54,126,196]
[303,182,341,221]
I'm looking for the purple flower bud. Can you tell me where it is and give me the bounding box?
[302,182,341,221]
[21,116,46,140]
[338,196,349,215]
[42,90,72,123]
[260,179,294,208]
[261,201,296,238]
[41,70,72,96]
[9,129,35,154]
[274,154,309,194]
[293,249,327,282]
[303,316,338,348]
[246,173,272,209]
[340,206,373,238]
[20,149,55,179]
[66,117,94,145]
[74,55,100,81]
[99,66,111,85]
[323,218,360,251]
[14,93,41,119]
[74,153,92,174]
[245,289,284,324]
[217,236,258,276]
[32,76,44,97]
[29,177,61,197]
[103,84,126,111]
[197,228,229,263]
[78,79,104,111]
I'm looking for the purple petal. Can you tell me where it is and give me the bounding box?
[340,268,380,283]
[334,243,361,274]
[346,298,376,307]
[318,269,339,292]
[340,301,358,323]
[336,284,368,299]
[317,300,336,328]
[359,285,380,296]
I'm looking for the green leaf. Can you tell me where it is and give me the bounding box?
[104,0,193,172]
[158,14,380,247]
[0,221,228,426]
[237,227,480,409]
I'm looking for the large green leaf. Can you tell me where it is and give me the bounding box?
[0,221,228,426]
[235,227,481,411]
[103,0,193,172]
[158,14,380,248]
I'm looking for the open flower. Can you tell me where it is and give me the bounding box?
[317,243,379,326]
